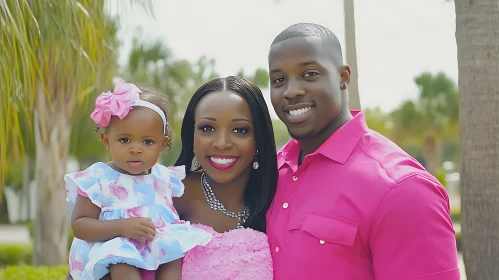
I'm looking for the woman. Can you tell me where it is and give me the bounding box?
[172,76,277,279]
[68,76,278,279]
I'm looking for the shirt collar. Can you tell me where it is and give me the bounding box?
[277,110,368,168]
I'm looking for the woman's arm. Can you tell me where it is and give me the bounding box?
[71,195,123,242]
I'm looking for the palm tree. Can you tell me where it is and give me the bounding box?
[0,0,149,265]
[391,72,458,175]
[343,0,361,110]
[363,107,394,139]
[455,0,499,277]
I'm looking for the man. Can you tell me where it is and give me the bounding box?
[267,23,459,280]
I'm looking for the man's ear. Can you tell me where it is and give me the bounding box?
[340,65,351,86]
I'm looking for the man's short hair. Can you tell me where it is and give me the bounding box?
[271,23,344,67]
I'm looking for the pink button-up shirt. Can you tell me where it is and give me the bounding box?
[267,111,460,280]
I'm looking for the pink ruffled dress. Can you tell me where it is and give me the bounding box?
[140,224,273,280]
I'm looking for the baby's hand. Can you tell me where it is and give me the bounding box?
[120,217,156,244]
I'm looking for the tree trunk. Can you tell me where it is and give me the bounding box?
[343,0,361,110]
[455,0,499,278]
[32,92,70,266]
[22,156,31,222]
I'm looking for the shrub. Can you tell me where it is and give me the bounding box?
[435,168,447,188]
[450,205,461,223]
[0,244,32,266]
[0,265,68,280]
[455,230,462,252]
[0,226,73,266]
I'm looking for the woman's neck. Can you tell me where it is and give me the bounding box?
[204,170,250,212]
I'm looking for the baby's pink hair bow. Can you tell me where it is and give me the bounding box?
[90,80,142,127]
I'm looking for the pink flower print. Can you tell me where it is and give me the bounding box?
[142,242,152,257]
[126,207,143,218]
[109,180,129,201]
[153,178,166,196]
[153,215,166,229]
[74,171,88,178]
[159,248,167,259]
[69,251,84,272]
[130,238,152,258]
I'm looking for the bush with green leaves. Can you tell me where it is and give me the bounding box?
[0,244,32,265]
[450,205,461,223]
[0,265,68,279]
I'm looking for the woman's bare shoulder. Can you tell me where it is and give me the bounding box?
[183,172,202,197]
[174,172,202,216]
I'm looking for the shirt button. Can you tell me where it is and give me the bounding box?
[292,176,297,181]
[320,239,325,244]
[282,202,289,209]
[275,247,280,252]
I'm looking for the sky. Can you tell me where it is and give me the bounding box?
[111,0,458,118]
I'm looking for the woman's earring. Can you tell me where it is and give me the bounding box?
[340,84,347,90]
[253,161,259,170]
[192,156,200,170]
[252,150,259,170]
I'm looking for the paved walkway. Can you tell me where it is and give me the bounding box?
[0,224,467,278]
[0,224,31,244]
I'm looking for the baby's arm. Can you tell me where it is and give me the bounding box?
[71,195,157,243]
[71,195,124,242]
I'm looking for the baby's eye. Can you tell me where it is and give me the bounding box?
[119,138,130,144]
[144,139,154,145]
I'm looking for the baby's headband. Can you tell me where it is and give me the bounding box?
[90,80,167,135]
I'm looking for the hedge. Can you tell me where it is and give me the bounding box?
[0,244,32,266]
[0,225,73,267]
[0,265,68,280]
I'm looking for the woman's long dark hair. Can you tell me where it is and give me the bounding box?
[175,76,278,233]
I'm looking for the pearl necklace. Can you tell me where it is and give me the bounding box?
[200,172,250,229]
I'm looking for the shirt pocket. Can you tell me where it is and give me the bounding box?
[287,212,358,280]
[299,212,358,245]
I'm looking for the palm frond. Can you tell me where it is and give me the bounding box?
[0,0,152,192]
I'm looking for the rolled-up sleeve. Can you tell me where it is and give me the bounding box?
[369,175,461,280]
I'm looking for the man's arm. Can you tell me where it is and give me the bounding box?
[369,174,460,280]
